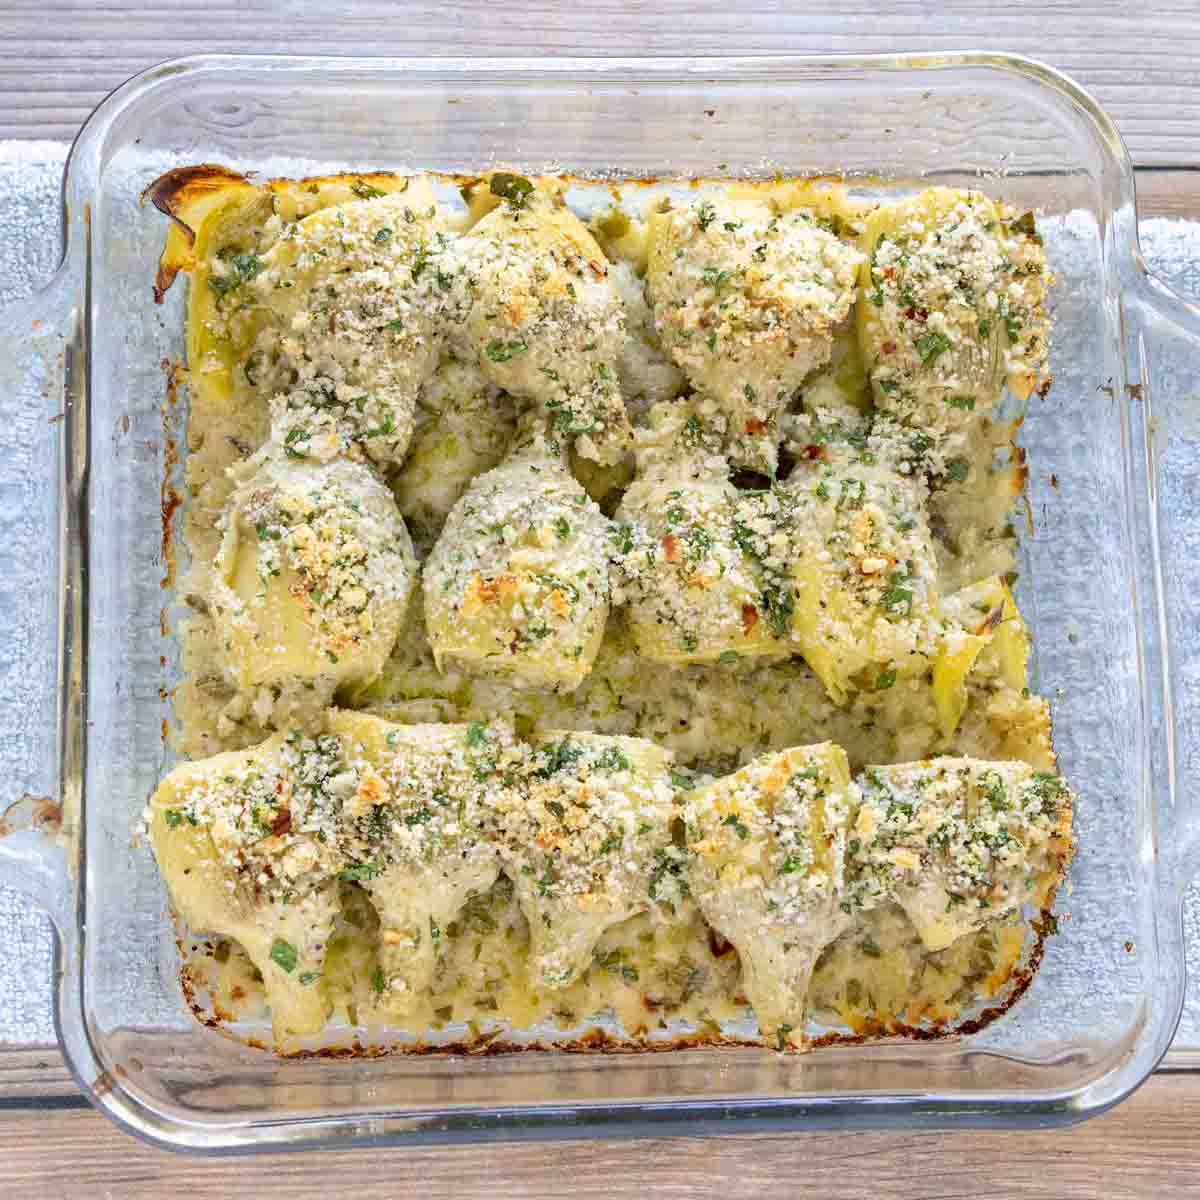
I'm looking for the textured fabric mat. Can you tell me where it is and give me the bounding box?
[0,141,1197,1055]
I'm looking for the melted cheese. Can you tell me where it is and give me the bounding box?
[683,744,855,1046]
[153,171,1071,1052]
[392,352,517,552]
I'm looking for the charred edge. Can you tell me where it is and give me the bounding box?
[143,164,254,302]
[160,486,181,579]
[176,904,1062,1059]
[266,171,405,192]
[153,263,178,307]
[160,359,182,588]
[178,931,236,1035]
[707,928,735,958]
[142,164,253,224]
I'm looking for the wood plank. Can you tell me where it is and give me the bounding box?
[0,1046,77,1102]
[1136,171,1200,219]
[0,1,1199,166]
[0,1072,1196,1197]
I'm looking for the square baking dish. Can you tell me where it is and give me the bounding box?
[2,52,1199,1152]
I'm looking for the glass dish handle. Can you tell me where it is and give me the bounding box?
[1128,267,1200,908]
[0,266,81,935]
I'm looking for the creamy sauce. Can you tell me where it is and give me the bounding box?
[157,170,1064,1050]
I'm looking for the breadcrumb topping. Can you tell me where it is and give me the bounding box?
[647,195,863,472]
[153,170,1072,1048]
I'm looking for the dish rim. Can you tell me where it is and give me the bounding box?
[4,48,1195,1151]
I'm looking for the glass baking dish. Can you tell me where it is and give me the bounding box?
[1,51,1199,1152]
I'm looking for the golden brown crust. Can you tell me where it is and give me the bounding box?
[142,165,257,303]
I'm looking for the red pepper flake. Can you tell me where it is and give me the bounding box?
[741,604,759,633]
[882,266,896,280]
[744,418,767,434]
[269,808,292,837]
[881,340,897,356]
[661,535,681,563]
[800,444,826,460]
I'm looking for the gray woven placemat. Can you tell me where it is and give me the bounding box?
[1,143,1197,1052]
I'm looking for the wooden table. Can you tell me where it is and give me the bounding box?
[2,4,1199,1196]
[0,1072,1196,1198]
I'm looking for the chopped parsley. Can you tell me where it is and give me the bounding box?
[915,330,952,366]
[533,738,584,779]
[722,813,751,840]
[485,339,529,363]
[881,570,914,618]
[338,862,380,883]
[207,252,264,301]
[701,266,731,293]
[611,523,635,555]
[595,747,631,773]
[269,938,298,974]
[489,172,534,209]
[597,831,623,855]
